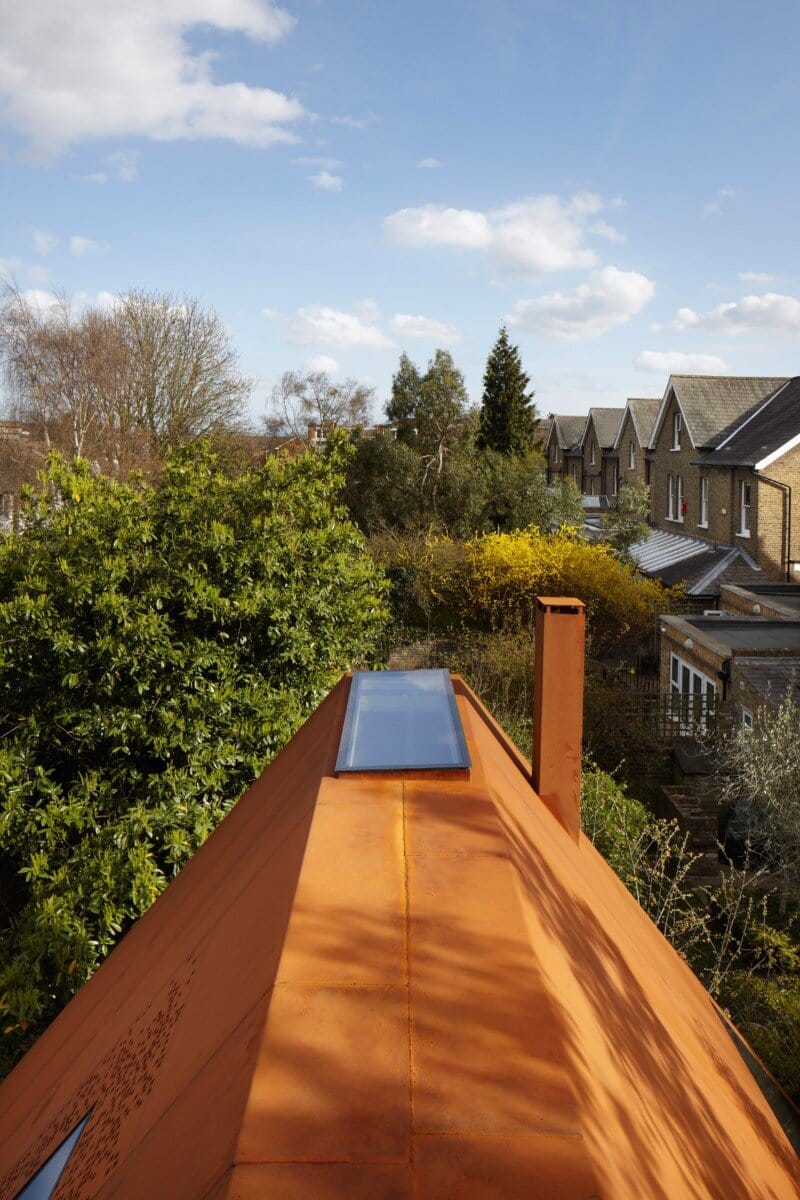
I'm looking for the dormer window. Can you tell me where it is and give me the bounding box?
[628,440,635,470]
[672,411,682,450]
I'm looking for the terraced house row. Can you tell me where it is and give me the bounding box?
[544,375,800,589]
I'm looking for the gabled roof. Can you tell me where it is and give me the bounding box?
[630,527,761,593]
[615,398,660,450]
[547,414,585,452]
[1,675,798,1198]
[652,376,789,450]
[696,377,800,468]
[585,406,624,449]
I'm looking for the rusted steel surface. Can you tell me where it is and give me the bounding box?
[0,671,799,1198]
[532,597,586,843]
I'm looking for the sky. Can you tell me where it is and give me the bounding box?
[1,0,799,424]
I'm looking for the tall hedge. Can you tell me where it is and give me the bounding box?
[0,439,387,1073]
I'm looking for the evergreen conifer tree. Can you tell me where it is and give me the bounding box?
[476,325,537,455]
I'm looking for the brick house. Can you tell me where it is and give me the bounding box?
[582,407,624,499]
[659,611,800,732]
[544,414,584,485]
[648,375,794,577]
[615,397,660,491]
[720,582,800,620]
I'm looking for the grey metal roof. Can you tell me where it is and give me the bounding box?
[669,376,789,448]
[587,407,624,449]
[552,414,586,450]
[695,377,800,466]
[629,528,761,593]
[624,398,661,449]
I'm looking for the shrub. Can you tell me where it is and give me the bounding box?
[0,439,387,1074]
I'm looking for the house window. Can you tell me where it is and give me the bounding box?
[672,411,682,450]
[676,475,683,521]
[739,481,751,536]
[699,477,709,528]
[742,708,753,729]
[612,463,618,496]
[590,442,595,466]
[590,476,597,496]
[553,443,559,464]
[667,474,674,519]
[628,440,635,470]
[669,653,717,734]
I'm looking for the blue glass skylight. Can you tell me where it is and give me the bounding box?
[14,1114,90,1200]
[336,669,471,772]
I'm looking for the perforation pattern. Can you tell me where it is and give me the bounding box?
[1,956,197,1200]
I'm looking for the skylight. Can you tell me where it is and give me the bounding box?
[336,669,471,772]
[14,1114,90,1200]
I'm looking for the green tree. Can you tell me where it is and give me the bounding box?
[385,352,422,445]
[476,325,537,456]
[0,440,387,1074]
[603,481,650,561]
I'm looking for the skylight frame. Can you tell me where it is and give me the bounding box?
[335,669,471,773]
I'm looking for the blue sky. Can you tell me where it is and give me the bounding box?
[1,0,799,423]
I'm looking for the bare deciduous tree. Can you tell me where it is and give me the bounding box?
[265,369,374,444]
[0,283,251,477]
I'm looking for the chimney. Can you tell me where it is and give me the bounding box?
[531,597,586,843]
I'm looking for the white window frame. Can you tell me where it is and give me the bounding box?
[739,480,751,536]
[676,474,683,522]
[742,708,753,729]
[669,653,717,734]
[672,410,682,450]
[612,463,618,496]
[699,476,709,528]
[628,440,635,470]
[667,473,674,520]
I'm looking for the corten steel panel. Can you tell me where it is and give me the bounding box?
[531,598,586,842]
[2,670,800,1199]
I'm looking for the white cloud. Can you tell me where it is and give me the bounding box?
[70,235,107,256]
[290,305,394,350]
[293,155,341,168]
[355,298,381,323]
[108,149,139,182]
[739,271,777,284]
[307,354,340,374]
[507,266,655,341]
[610,195,627,208]
[703,187,737,216]
[384,192,623,279]
[635,351,728,374]
[309,169,343,192]
[0,255,23,276]
[0,0,303,157]
[33,229,57,255]
[85,172,108,185]
[590,220,626,244]
[26,264,49,284]
[416,157,443,169]
[391,313,464,344]
[331,113,375,129]
[20,288,61,311]
[262,307,282,320]
[654,292,800,336]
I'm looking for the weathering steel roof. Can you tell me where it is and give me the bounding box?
[0,676,798,1198]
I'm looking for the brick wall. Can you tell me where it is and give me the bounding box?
[583,422,600,494]
[650,392,698,532]
[617,411,648,490]
[659,623,729,693]
[754,442,800,576]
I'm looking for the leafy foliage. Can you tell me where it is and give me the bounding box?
[602,481,651,561]
[0,440,387,1073]
[401,526,674,645]
[476,325,537,456]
